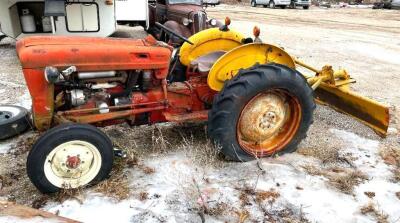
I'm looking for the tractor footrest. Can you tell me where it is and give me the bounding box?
[163,111,208,122]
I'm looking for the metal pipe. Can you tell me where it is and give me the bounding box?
[294,59,320,73]
[50,16,56,34]
[63,106,165,124]
[78,71,116,79]
[311,78,323,90]
[59,101,165,115]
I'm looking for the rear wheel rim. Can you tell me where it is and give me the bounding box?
[237,89,301,157]
[43,140,102,189]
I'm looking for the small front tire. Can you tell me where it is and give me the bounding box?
[27,124,114,193]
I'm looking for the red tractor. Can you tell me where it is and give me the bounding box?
[12,21,389,193]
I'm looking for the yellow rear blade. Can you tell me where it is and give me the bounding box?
[315,83,389,137]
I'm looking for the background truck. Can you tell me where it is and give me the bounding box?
[290,0,311,9]
[0,0,148,40]
[147,0,221,45]
[251,0,291,9]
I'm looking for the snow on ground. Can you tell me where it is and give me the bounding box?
[0,216,60,223]
[40,129,400,223]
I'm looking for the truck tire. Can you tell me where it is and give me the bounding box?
[280,5,287,9]
[27,124,114,193]
[268,0,276,8]
[0,105,30,140]
[303,5,310,9]
[208,63,315,161]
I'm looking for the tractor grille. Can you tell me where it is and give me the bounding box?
[193,11,207,33]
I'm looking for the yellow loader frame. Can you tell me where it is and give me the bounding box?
[180,27,389,136]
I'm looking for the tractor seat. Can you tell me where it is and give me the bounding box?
[190,51,226,73]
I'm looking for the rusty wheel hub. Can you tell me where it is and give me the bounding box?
[237,90,301,156]
[66,155,81,169]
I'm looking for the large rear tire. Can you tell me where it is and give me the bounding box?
[208,63,315,161]
[27,124,114,193]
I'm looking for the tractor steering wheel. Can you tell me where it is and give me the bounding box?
[155,22,193,45]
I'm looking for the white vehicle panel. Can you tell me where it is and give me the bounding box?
[115,0,148,21]
[0,0,116,39]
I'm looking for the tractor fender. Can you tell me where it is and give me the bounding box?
[208,43,296,91]
[179,28,245,66]
[162,20,191,43]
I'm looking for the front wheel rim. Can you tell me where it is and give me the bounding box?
[43,140,102,189]
[237,89,302,157]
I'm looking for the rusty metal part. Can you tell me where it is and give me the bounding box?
[80,75,127,84]
[0,201,80,223]
[163,110,208,122]
[315,83,389,136]
[61,106,165,124]
[294,59,389,136]
[66,156,81,169]
[237,90,301,156]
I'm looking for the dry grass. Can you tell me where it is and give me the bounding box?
[92,148,138,201]
[93,160,131,201]
[297,144,354,166]
[206,202,230,216]
[237,186,309,222]
[379,145,400,182]
[255,190,280,204]
[138,191,149,201]
[395,192,400,200]
[364,191,375,198]
[302,165,367,194]
[330,170,368,194]
[180,136,223,169]
[360,203,389,223]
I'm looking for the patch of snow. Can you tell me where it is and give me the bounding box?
[332,129,400,222]
[0,216,59,223]
[0,141,14,154]
[43,129,400,223]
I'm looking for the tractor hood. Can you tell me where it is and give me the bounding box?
[16,36,172,71]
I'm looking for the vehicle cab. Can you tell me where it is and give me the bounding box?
[148,0,220,44]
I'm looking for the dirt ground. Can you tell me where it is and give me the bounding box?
[0,5,399,223]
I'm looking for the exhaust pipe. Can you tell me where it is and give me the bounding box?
[78,71,116,79]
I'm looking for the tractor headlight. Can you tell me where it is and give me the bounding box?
[182,18,192,26]
[44,66,61,84]
[209,18,217,26]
